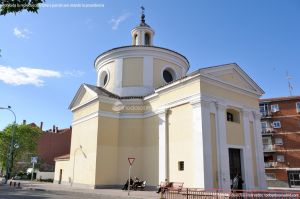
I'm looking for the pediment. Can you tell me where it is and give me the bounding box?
[69,84,98,109]
[200,63,264,95]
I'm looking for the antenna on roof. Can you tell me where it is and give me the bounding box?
[286,70,293,96]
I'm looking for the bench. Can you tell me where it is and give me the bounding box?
[159,181,184,193]
[167,182,184,192]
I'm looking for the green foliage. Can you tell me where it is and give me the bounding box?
[0,0,45,15]
[0,124,41,174]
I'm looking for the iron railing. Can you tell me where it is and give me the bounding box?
[162,188,300,199]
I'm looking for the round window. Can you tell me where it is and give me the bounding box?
[99,70,109,87]
[163,69,174,83]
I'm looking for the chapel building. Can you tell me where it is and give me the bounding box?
[54,10,267,190]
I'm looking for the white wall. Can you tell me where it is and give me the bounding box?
[36,171,54,180]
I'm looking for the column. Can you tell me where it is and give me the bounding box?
[192,100,213,188]
[158,111,167,182]
[242,110,255,189]
[252,111,267,189]
[215,102,231,190]
[191,101,204,188]
[140,30,145,45]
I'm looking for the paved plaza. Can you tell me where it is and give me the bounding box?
[0,181,158,199]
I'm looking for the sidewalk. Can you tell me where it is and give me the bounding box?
[17,180,158,199]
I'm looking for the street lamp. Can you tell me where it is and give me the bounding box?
[0,106,16,182]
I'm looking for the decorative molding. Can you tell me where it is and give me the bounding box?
[200,73,262,98]
[71,96,99,112]
[95,46,189,74]
[199,63,264,95]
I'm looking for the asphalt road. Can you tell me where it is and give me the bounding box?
[0,185,126,199]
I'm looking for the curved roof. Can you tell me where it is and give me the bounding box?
[94,45,190,70]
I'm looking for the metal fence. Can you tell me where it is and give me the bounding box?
[162,188,300,199]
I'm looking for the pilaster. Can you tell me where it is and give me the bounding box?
[252,111,267,189]
[158,111,167,183]
[214,102,231,190]
[242,109,255,189]
[191,101,205,188]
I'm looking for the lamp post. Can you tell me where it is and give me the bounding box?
[0,106,16,182]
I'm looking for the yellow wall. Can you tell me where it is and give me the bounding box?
[210,113,218,188]
[226,113,245,146]
[148,79,200,111]
[54,159,71,184]
[249,121,258,187]
[69,117,99,185]
[200,81,258,108]
[168,103,195,187]
[218,71,253,91]
[116,119,143,183]
[73,101,99,121]
[122,57,143,87]
[142,115,159,185]
[153,58,182,88]
[95,116,119,185]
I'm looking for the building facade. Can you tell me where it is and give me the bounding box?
[54,11,266,190]
[37,126,72,171]
[260,96,300,187]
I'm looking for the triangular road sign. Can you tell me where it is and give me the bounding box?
[128,157,135,166]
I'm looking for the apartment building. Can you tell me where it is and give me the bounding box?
[260,96,300,187]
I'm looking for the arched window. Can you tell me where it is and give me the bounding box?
[134,34,138,45]
[145,33,150,46]
[226,109,240,123]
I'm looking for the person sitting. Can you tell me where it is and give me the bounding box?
[122,178,133,190]
[157,179,172,194]
[132,177,141,190]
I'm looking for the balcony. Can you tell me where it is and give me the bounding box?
[262,128,274,135]
[265,161,277,168]
[263,144,275,152]
[261,111,271,118]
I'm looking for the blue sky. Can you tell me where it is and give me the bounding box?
[0,0,299,130]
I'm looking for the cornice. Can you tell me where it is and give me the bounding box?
[94,46,189,72]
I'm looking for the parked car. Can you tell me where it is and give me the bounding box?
[12,176,21,180]
[0,177,5,184]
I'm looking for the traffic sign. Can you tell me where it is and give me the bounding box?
[31,157,38,164]
[128,157,135,166]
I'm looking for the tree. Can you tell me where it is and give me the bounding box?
[0,124,41,176]
[0,0,45,16]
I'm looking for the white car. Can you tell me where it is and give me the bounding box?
[0,177,5,184]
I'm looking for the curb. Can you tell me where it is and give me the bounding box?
[21,186,152,199]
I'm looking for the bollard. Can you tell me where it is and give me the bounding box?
[14,182,16,187]
[9,181,12,186]
[18,182,20,188]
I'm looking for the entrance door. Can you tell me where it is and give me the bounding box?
[59,169,62,184]
[229,148,242,188]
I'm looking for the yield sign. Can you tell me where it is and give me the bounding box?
[128,157,135,166]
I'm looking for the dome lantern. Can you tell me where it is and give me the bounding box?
[131,6,155,46]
